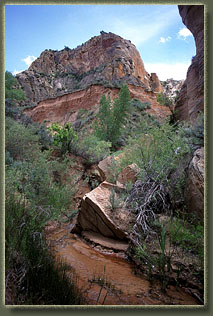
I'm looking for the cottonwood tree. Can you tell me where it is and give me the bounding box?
[94,84,131,148]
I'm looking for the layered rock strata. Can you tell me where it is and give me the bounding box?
[17,32,162,105]
[15,32,171,125]
[24,84,170,126]
[175,5,204,122]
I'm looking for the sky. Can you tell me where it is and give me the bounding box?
[5,4,196,81]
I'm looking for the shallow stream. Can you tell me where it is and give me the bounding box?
[45,222,199,306]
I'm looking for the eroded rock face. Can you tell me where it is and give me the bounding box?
[184,147,204,220]
[16,32,170,125]
[175,5,204,122]
[150,73,163,93]
[24,83,168,126]
[17,32,162,105]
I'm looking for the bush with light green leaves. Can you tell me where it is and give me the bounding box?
[48,122,78,154]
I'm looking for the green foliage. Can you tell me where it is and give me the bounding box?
[5,71,25,101]
[94,84,131,147]
[48,122,78,154]
[130,98,151,111]
[183,112,204,149]
[134,224,170,289]
[76,134,111,164]
[106,155,121,184]
[168,215,204,263]
[5,194,84,305]
[157,92,172,107]
[124,121,190,184]
[5,117,40,161]
[6,154,74,218]
[107,188,122,211]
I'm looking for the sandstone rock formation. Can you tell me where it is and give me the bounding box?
[72,181,129,240]
[117,163,140,187]
[24,83,169,126]
[97,153,139,186]
[175,5,204,122]
[184,147,204,220]
[82,231,129,252]
[17,32,161,105]
[15,32,171,125]
[72,158,140,243]
[150,73,163,93]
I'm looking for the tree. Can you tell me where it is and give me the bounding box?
[48,122,77,154]
[94,84,131,147]
[5,71,25,101]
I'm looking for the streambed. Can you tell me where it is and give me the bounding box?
[45,221,199,306]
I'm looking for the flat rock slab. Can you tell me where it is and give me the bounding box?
[82,231,129,252]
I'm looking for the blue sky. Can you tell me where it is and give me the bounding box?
[5,4,196,80]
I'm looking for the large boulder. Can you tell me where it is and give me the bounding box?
[117,163,140,186]
[184,147,204,220]
[175,5,204,122]
[72,158,140,243]
[71,181,130,240]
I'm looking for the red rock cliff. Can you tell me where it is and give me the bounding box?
[175,5,204,122]
[17,32,161,105]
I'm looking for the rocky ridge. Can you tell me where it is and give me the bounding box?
[16,32,171,125]
[17,32,161,105]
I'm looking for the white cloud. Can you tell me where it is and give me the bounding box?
[178,27,193,40]
[22,55,37,67]
[12,69,24,76]
[144,62,191,81]
[159,36,172,43]
[108,7,179,46]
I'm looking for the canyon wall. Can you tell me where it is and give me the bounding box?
[175,5,204,122]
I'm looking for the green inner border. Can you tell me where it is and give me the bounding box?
[0,0,212,314]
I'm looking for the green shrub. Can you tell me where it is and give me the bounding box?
[75,135,111,164]
[6,154,74,218]
[168,215,204,262]
[5,193,83,305]
[157,92,172,107]
[48,122,78,155]
[124,121,190,184]
[5,117,40,160]
[131,98,151,111]
[5,71,25,101]
[122,121,190,245]
[183,112,204,149]
[107,188,122,211]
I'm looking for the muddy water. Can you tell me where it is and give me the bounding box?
[45,222,199,306]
